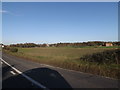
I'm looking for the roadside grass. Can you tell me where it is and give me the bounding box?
[3,47,119,79]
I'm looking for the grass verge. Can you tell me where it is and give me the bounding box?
[3,47,120,79]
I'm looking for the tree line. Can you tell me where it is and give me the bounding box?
[2,41,120,48]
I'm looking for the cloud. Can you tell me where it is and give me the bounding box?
[0,10,9,13]
[0,10,22,16]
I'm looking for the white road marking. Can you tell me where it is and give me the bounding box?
[0,58,48,89]
[10,71,16,75]
[1,61,3,64]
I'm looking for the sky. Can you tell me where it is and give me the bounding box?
[2,2,118,45]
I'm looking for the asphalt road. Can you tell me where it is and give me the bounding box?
[1,53,119,89]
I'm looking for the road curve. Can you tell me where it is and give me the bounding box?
[2,53,119,88]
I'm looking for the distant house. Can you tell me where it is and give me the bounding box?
[42,44,49,47]
[105,43,113,46]
[2,45,4,48]
[46,44,49,47]
[0,44,4,48]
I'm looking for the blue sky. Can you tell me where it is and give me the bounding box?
[2,2,118,45]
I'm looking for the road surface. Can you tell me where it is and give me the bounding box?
[1,53,119,89]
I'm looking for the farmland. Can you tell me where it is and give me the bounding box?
[3,47,119,79]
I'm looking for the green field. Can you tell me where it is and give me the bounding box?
[4,47,119,79]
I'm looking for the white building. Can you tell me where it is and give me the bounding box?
[0,45,4,48]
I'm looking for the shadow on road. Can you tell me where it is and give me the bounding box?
[2,65,14,79]
[2,67,72,89]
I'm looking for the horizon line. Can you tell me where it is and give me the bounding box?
[2,40,119,45]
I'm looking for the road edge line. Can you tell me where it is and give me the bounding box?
[0,58,48,89]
